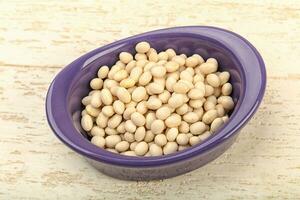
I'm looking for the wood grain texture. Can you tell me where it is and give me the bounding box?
[0,0,299,199]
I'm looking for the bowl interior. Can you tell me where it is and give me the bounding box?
[67,34,244,139]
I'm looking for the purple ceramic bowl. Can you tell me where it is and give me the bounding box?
[46,26,266,180]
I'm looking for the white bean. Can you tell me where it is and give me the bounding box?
[96,113,108,128]
[98,66,109,79]
[116,87,131,103]
[221,83,232,96]
[147,82,164,94]
[165,113,181,128]
[202,109,218,124]
[163,142,178,155]
[105,135,121,148]
[102,105,114,117]
[183,112,199,123]
[100,88,113,105]
[134,141,149,156]
[206,74,220,87]
[210,118,224,132]
[119,52,133,64]
[124,120,137,133]
[154,134,167,146]
[81,115,93,131]
[176,134,189,145]
[131,112,146,126]
[132,86,147,102]
[149,143,163,156]
[156,106,171,120]
[107,114,122,128]
[190,121,206,135]
[113,100,125,115]
[151,65,166,78]
[91,136,106,148]
[151,120,165,134]
[217,96,234,110]
[166,128,178,142]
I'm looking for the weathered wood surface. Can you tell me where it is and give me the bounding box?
[0,0,299,199]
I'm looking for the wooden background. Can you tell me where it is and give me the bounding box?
[0,0,299,199]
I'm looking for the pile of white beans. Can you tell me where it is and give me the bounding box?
[80,41,234,156]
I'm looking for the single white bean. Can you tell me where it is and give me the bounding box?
[86,105,100,117]
[189,136,201,146]
[202,109,218,124]
[163,142,178,155]
[147,82,164,94]
[132,86,147,102]
[105,135,121,148]
[151,120,165,134]
[134,141,149,156]
[176,134,189,145]
[149,143,163,156]
[156,106,171,120]
[90,78,103,90]
[96,112,108,128]
[210,118,224,132]
[98,66,109,79]
[131,112,146,126]
[81,115,93,131]
[119,78,135,88]
[199,62,218,75]
[116,87,131,103]
[144,130,155,142]
[165,61,180,73]
[166,128,178,142]
[107,114,122,129]
[105,127,118,135]
[176,104,189,115]
[219,71,230,85]
[146,96,162,110]
[136,101,148,115]
[183,112,199,123]
[185,56,198,68]
[115,141,130,152]
[119,52,133,64]
[154,134,168,146]
[124,120,137,133]
[179,121,189,133]
[113,100,125,115]
[102,105,114,117]
[166,77,177,92]
[217,96,234,110]
[221,83,232,96]
[90,126,105,137]
[124,132,135,143]
[91,136,106,148]
[206,74,220,87]
[165,113,181,128]
[190,121,206,135]
[100,88,113,105]
[138,71,152,86]
[168,93,184,108]
[135,41,150,53]
[151,65,166,78]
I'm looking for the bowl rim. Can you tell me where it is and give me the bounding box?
[46,26,266,167]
